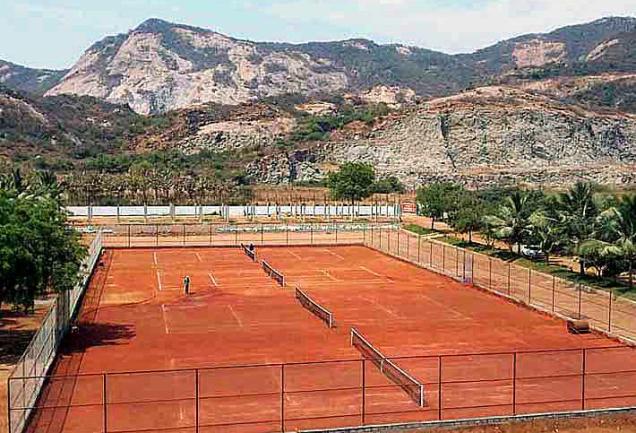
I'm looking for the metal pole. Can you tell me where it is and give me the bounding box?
[128,224,131,248]
[507,264,511,296]
[335,224,338,244]
[183,223,186,246]
[489,258,492,289]
[608,290,613,333]
[417,235,421,264]
[361,359,366,425]
[397,229,401,256]
[208,224,212,246]
[581,349,586,410]
[578,285,582,318]
[261,224,264,245]
[442,244,446,270]
[280,364,285,432]
[528,269,532,304]
[552,276,556,312]
[311,224,314,245]
[103,374,108,433]
[438,356,443,420]
[195,369,200,433]
[512,353,517,415]
[155,224,159,247]
[286,226,289,245]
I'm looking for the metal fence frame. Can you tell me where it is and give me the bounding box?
[364,227,636,346]
[7,231,104,433]
[8,345,636,433]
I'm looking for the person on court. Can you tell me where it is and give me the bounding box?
[248,243,255,252]
[183,275,191,295]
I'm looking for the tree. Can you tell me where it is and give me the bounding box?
[483,191,532,253]
[447,191,485,243]
[598,195,636,287]
[416,182,463,230]
[558,182,600,275]
[528,210,564,264]
[577,239,623,278]
[373,176,405,194]
[327,163,376,206]
[0,182,86,312]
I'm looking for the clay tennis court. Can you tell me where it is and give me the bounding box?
[18,245,636,433]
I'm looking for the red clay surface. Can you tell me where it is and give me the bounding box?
[16,246,636,433]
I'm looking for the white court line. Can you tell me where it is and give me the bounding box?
[156,270,163,291]
[322,269,339,281]
[360,266,383,278]
[161,304,170,334]
[361,295,401,319]
[323,249,345,260]
[195,252,203,263]
[228,305,243,327]
[208,273,219,287]
[288,250,302,260]
[153,252,158,266]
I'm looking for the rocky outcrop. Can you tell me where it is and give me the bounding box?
[245,86,636,188]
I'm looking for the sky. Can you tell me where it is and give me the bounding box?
[1,0,635,69]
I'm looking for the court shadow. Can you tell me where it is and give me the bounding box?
[61,321,136,353]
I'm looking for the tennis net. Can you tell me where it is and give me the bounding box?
[241,243,256,261]
[296,287,334,328]
[351,328,425,407]
[262,260,285,286]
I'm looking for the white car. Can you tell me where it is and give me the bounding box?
[521,245,543,259]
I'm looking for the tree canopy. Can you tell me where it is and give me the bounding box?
[327,163,376,204]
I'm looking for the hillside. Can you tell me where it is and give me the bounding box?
[40,17,636,115]
[0,60,66,95]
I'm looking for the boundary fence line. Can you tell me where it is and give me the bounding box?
[8,346,636,433]
[7,231,104,433]
[363,227,636,347]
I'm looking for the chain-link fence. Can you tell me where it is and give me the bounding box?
[97,223,396,248]
[9,346,636,433]
[365,228,636,345]
[8,231,104,433]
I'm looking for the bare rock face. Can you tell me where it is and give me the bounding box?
[46,19,350,114]
[512,39,567,68]
[247,86,636,188]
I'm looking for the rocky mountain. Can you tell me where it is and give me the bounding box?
[43,17,636,115]
[0,60,66,95]
[243,86,636,188]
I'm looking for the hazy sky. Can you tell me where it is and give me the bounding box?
[1,0,635,69]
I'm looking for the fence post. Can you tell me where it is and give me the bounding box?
[442,244,446,271]
[608,290,613,333]
[581,349,587,410]
[489,258,492,289]
[280,364,285,433]
[311,224,314,245]
[127,224,131,248]
[361,359,366,425]
[182,224,186,246]
[418,235,421,264]
[103,373,108,433]
[208,224,212,246]
[430,242,433,267]
[155,224,159,247]
[512,352,517,415]
[528,269,532,304]
[335,224,338,244]
[438,356,443,421]
[552,276,556,312]
[507,263,511,296]
[397,230,401,256]
[261,224,264,245]
[286,226,289,245]
[578,285,583,318]
[195,369,200,433]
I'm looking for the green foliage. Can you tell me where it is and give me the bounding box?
[373,176,405,194]
[416,182,463,229]
[447,190,486,242]
[327,162,376,204]
[0,179,86,312]
[483,191,534,252]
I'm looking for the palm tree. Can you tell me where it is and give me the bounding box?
[483,191,531,253]
[528,210,563,264]
[599,195,636,287]
[558,182,599,275]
